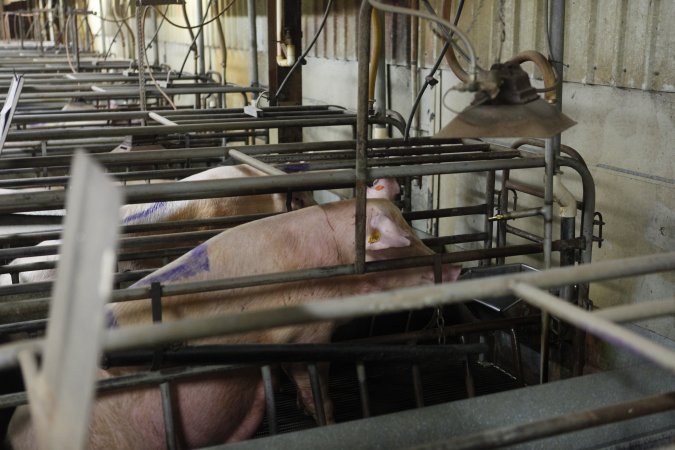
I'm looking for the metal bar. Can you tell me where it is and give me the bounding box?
[0,159,548,214]
[356,362,370,418]
[355,0,373,275]
[87,252,675,357]
[593,299,675,323]
[511,283,675,373]
[228,148,286,176]
[5,116,357,141]
[411,364,425,408]
[159,382,177,450]
[195,0,205,76]
[0,364,250,410]
[505,224,543,244]
[247,0,259,88]
[0,241,592,319]
[410,392,675,450]
[148,111,177,126]
[102,344,488,367]
[261,365,277,435]
[307,363,327,426]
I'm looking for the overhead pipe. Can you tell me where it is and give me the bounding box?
[195,0,205,76]
[275,0,296,67]
[507,50,557,103]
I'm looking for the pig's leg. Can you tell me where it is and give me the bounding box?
[282,362,334,425]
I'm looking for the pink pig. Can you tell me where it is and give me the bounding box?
[366,178,401,200]
[9,198,460,449]
[0,165,316,285]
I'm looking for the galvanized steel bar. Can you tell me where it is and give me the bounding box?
[94,252,675,355]
[355,0,373,275]
[593,299,675,323]
[5,116,357,141]
[511,283,675,373]
[0,158,548,213]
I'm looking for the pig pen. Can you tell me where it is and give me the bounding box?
[1,129,673,448]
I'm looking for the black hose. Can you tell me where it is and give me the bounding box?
[404,0,465,141]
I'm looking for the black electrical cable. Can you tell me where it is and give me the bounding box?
[273,0,334,103]
[404,0,465,142]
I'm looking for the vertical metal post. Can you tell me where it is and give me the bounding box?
[195,0,205,76]
[373,10,387,137]
[97,0,105,54]
[307,363,327,426]
[356,362,370,418]
[540,137,555,384]
[247,0,259,88]
[482,170,496,266]
[71,8,80,71]
[58,0,64,45]
[150,6,159,66]
[261,365,277,435]
[355,0,372,275]
[267,0,302,140]
[135,2,147,113]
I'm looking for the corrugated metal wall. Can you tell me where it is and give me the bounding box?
[221,0,673,93]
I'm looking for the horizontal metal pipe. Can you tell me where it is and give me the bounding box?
[0,242,572,321]
[411,391,675,450]
[0,158,546,213]
[103,343,488,367]
[593,299,675,323]
[489,207,543,222]
[0,364,249,410]
[94,252,675,354]
[6,116,358,141]
[511,283,675,372]
[0,138,476,170]
[505,225,544,244]
[228,149,286,176]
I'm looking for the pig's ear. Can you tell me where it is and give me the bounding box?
[366,210,410,250]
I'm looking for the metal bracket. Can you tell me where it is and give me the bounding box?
[592,211,605,248]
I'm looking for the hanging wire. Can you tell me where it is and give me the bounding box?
[274,0,334,102]
[369,0,478,81]
[404,0,465,141]
[153,0,236,31]
[177,0,215,76]
[64,13,78,73]
[145,5,169,53]
[141,5,176,110]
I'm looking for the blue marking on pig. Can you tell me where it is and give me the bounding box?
[105,308,118,329]
[132,243,210,287]
[122,201,167,224]
[283,163,310,172]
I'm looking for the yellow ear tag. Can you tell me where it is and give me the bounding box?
[374,185,385,191]
[368,229,381,244]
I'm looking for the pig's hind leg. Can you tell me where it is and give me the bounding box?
[282,362,334,425]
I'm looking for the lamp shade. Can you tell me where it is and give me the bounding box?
[434,97,576,139]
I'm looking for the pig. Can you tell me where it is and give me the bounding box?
[8,198,460,449]
[366,178,401,200]
[0,165,317,285]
